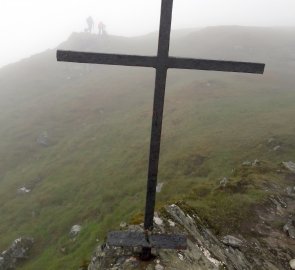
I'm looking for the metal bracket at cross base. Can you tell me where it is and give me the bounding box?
[107,231,187,260]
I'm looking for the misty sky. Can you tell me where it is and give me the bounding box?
[0,0,295,68]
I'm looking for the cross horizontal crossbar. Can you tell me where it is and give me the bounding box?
[57,50,265,74]
[107,231,187,250]
[57,50,156,68]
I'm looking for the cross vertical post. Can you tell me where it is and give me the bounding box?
[142,0,173,259]
[144,0,173,231]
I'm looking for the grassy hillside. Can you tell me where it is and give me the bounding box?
[0,26,295,269]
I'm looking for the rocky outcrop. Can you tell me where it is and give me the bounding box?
[0,237,34,270]
[283,161,295,173]
[221,235,244,249]
[87,203,292,270]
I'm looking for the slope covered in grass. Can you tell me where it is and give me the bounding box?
[0,26,295,269]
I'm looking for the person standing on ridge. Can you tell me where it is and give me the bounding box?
[98,21,106,36]
[85,16,94,33]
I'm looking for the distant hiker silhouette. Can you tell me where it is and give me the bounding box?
[98,21,106,36]
[85,16,94,33]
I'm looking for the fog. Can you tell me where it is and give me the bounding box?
[0,0,295,68]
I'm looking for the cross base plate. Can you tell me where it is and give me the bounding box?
[107,231,187,250]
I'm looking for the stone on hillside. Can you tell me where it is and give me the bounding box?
[60,247,66,254]
[36,131,49,147]
[268,138,275,144]
[0,237,34,270]
[219,177,228,187]
[286,187,293,196]
[199,246,223,268]
[252,159,260,167]
[168,219,175,227]
[121,256,139,269]
[9,238,34,258]
[17,187,31,194]
[221,235,244,248]
[283,161,295,173]
[156,182,164,193]
[154,216,163,226]
[155,263,164,270]
[120,222,127,229]
[290,259,295,269]
[69,225,82,237]
[242,160,261,167]
[283,220,295,239]
[276,195,287,208]
[178,253,184,261]
[273,145,281,151]
[242,161,252,166]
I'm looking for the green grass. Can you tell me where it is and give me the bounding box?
[183,161,280,234]
[0,38,295,268]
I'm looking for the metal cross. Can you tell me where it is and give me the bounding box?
[57,0,265,260]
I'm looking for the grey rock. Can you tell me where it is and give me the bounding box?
[242,161,252,166]
[120,222,127,229]
[0,237,34,270]
[221,235,244,248]
[270,195,287,210]
[36,131,49,147]
[70,225,81,237]
[87,204,287,270]
[121,256,139,269]
[165,204,244,268]
[273,145,281,151]
[252,159,260,166]
[178,253,184,261]
[168,219,175,227]
[219,177,228,187]
[283,161,295,173]
[242,160,260,167]
[283,220,295,239]
[153,216,163,226]
[156,183,164,193]
[17,187,31,194]
[290,259,295,269]
[286,187,294,196]
[155,264,164,270]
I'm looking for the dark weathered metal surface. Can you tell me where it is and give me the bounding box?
[157,0,173,60]
[107,231,148,247]
[56,0,265,259]
[144,67,167,233]
[57,51,156,67]
[57,50,265,74]
[143,0,173,233]
[107,231,187,249]
[149,234,187,249]
[168,57,265,74]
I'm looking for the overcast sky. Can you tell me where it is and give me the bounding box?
[0,0,295,68]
